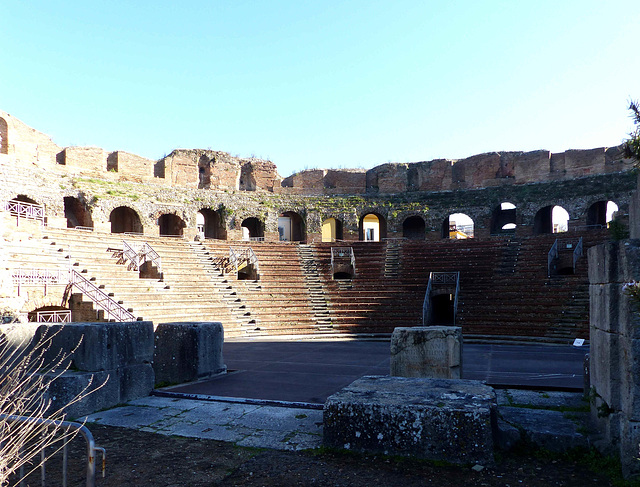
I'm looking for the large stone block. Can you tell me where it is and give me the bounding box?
[588,242,619,285]
[45,370,116,420]
[620,420,640,479]
[154,322,226,385]
[118,363,155,403]
[590,283,620,334]
[589,327,621,411]
[390,326,462,379]
[323,376,496,465]
[36,322,154,372]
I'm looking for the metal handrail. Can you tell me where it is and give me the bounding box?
[331,247,356,277]
[1,414,106,487]
[547,239,558,277]
[423,271,460,325]
[229,247,259,274]
[70,270,136,321]
[3,200,45,224]
[12,268,70,285]
[73,226,94,232]
[121,240,162,273]
[573,237,583,273]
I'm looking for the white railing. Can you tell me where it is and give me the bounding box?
[121,240,162,273]
[73,226,94,232]
[331,247,356,277]
[31,310,72,323]
[3,200,45,224]
[70,270,136,322]
[12,268,70,285]
[2,414,106,487]
[229,247,259,275]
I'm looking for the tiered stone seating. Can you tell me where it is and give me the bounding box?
[40,228,241,331]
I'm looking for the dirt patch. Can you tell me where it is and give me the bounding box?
[13,424,619,486]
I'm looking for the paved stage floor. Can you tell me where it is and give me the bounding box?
[165,339,588,406]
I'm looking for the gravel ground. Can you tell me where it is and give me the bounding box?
[12,424,624,487]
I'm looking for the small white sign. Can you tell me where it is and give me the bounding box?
[573,338,585,347]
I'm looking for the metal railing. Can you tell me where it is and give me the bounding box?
[70,270,136,322]
[423,271,460,325]
[2,414,106,487]
[229,247,259,275]
[3,200,45,224]
[73,226,94,232]
[547,239,559,277]
[30,310,72,323]
[121,240,162,273]
[573,237,584,273]
[12,268,70,285]
[331,247,356,277]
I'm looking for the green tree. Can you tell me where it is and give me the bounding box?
[624,99,640,164]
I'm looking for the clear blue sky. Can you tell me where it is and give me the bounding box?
[2,1,639,177]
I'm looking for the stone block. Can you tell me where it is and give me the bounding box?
[620,337,640,421]
[45,370,116,419]
[588,242,618,285]
[589,283,620,334]
[589,327,621,411]
[323,376,496,465]
[118,363,155,403]
[36,322,154,372]
[154,322,226,385]
[390,326,462,379]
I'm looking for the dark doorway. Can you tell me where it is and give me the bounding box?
[110,206,143,234]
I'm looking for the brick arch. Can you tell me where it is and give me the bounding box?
[109,206,143,234]
[402,215,426,240]
[0,117,8,154]
[358,212,387,241]
[158,212,185,236]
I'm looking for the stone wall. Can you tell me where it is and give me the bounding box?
[589,240,640,478]
[0,110,61,166]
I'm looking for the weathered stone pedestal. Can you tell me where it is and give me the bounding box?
[323,376,496,465]
[154,321,226,385]
[390,326,462,379]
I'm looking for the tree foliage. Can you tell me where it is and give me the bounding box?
[624,99,640,165]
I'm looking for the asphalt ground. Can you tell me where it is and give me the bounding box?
[164,339,588,406]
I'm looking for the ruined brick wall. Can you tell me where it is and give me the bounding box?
[108,151,158,182]
[0,110,61,166]
[58,147,107,174]
[240,159,280,192]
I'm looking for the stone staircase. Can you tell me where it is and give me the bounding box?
[298,244,333,332]
[384,240,402,278]
[188,241,260,335]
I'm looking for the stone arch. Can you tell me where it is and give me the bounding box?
[197,208,226,240]
[359,213,387,241]
[63,196,93,229]
[278,211,305,242]
[241,217,264,241]
[587,200,619,227]
[442,213,474,239]
[402,215,426,240]
[0,117,8,154]
[534,205,570,234]
[159,213,185,236]
[109,206,143,234]
[490,202,517,234]
[322,217,343,242]
[27,305,70,323]
[12,194,39,205]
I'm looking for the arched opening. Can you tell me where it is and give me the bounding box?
[442,213,474,239]
[13,195,38,205]
[430,293,455,325]
[198,155,211,189]
[491,202,517,234]
[0,117,8,154]
[159,213,185,236]
[587,200,619,228]
[359,213,387,241]
[64,196,93,229]
[197,209,226,240]
[239,164,257,191]
[534,205,570,234]
[109,206,143,234]
[322,218,343,242]
[402,216,426,240]
[241,217,264,241]
[278,211,305,242]
[28,305,71,323]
